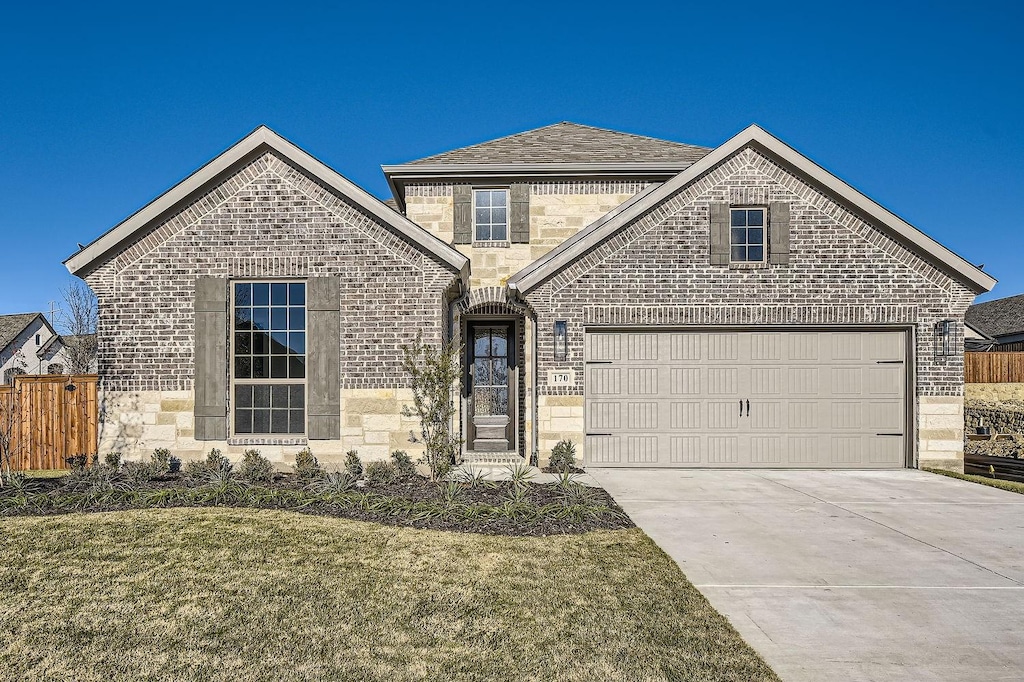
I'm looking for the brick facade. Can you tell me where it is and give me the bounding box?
[84,151,460,461]
[521,147,976,468]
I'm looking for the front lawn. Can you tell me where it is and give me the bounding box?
[926,466,1024,494]
[0,509,778,682]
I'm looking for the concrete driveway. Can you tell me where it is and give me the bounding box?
[588,468,1024,682]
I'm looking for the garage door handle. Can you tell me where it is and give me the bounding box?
[746,399,750,417]
[876,360,904,364]
[876,433,904,437]
[739,400,743,416]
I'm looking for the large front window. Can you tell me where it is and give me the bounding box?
[474,189,508,242]
[232,281,306,435]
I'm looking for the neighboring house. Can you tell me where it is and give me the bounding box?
[64,122,995,471]
[966,293,1024,351]
[0,313,72,382]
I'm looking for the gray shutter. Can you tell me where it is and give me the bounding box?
[453,185,472,244]
[509,183,530,243]
[194,277,228,440]
[709,202,730,265]
[769,201,791,264]
[306,277,341,440]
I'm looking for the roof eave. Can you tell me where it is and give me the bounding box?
[508,124,996,295]
[67,126,469,278]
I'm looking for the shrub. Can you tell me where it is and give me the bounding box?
[549,440,577,472]
[364,460,398,485]
[344,450,363,479]
[121,460,161,487]
[293,448,322,482]
[400,334,462,481]
[151,448,171,473]
[184,448,233,485]
[65,454,88,471]
[238,449,274,485]
[306,470,355,495]
[390,450,417,479]
[103,452,122,468]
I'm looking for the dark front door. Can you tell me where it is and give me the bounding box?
[468,323,514,452]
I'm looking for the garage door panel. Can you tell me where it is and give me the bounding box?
[627,367,658,394]
[584,330,907,468]
[588,366,620,394]
[708,401,741,429]
[670,367,701,394]
[670,334,701,361]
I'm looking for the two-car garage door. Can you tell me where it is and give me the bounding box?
[583,330,908,468]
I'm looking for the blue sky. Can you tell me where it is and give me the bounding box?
[1,1,1020,316]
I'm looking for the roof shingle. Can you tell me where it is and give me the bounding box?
[966,294,1024,339]
[0,313,41,352]
[397,122,711,167]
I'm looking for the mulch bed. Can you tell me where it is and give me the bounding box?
[4,472,635,537]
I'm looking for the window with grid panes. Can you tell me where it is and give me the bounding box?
[232,281,306,435]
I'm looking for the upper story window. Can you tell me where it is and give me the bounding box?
[35,334,41,346]
[231,281,306,435]
[730,207,766,263]
[474,189,508,242]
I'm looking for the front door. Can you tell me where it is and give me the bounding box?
[468,323,515,452]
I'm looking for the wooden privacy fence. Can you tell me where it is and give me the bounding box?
[0,374,98,470]
[965,352,1024,383]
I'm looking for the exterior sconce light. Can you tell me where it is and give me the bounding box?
[935,319,954,357]
[554,320,568,361]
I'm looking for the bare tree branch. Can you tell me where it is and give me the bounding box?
[57,281,98,374]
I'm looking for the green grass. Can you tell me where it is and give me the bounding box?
[21,469,69,479]
[0,509,777,682]
[925,467,1024,494]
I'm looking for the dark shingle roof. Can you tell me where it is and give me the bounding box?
[966,294,1024,338]
[0,313,41,352]
[398,122,712,166]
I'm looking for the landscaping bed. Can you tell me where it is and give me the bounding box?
[0,451,632,537]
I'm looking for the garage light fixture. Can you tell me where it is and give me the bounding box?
[935,319,954,357]
[553,320,568,361]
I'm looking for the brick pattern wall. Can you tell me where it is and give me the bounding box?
[524,147,977,465]
[528,147,976,398]
[85,151,460,393]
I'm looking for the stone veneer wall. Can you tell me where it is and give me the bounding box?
[85,151,459,463]
[525,147,977,470]
[405,181,652,289]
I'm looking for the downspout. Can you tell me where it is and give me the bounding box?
[449,279,470,463]
[508,282,538,467]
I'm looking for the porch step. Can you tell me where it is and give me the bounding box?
[474,424,508,439]
[472,438,511,452]
[462,451,522,466]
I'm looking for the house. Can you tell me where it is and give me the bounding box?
[64,122,995,471]
[0,313,73,382]
[966,293,1024,351]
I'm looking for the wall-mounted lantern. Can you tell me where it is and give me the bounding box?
[935,319,954,357]
[553,320,568,361]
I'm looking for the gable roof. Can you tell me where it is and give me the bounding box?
[0,313,49,354]
[507,124,996,295]
[396,122,711,166]
[966,294,1024,339]
[64,126,469,279]
[381,122,712,211]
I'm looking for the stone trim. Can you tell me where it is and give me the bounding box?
[228,437,308,447]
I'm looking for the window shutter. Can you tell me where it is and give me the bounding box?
[509,183,530,243]
[769,201,791,264]
[709,202,730,265]
[194,277,228,440]
[453,185,472,244]
[306,277,341,440]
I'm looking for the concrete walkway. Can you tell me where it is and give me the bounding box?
[589,468,1024,682]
